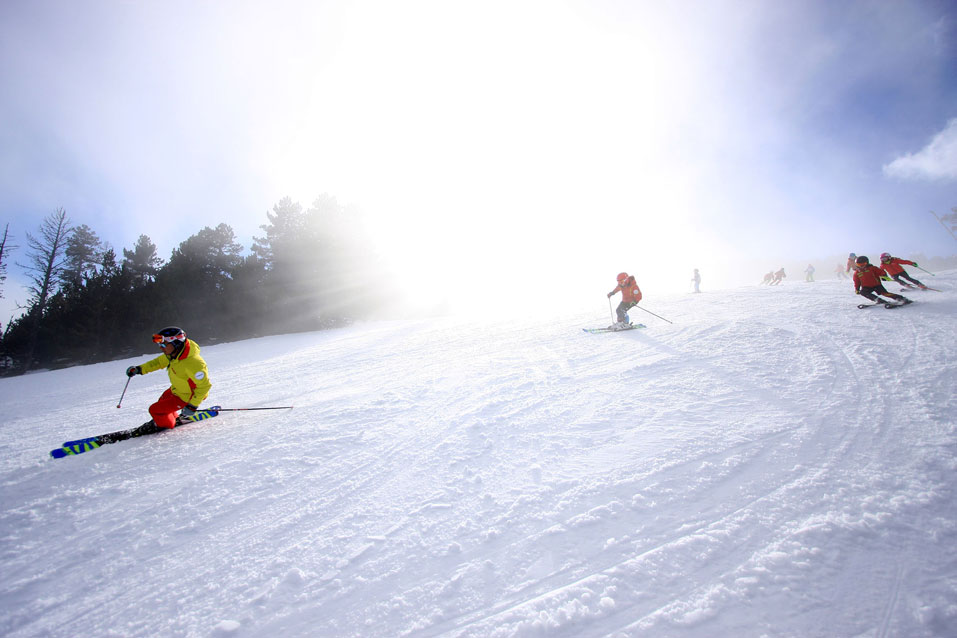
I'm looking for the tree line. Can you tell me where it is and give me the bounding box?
[0,195,382,374]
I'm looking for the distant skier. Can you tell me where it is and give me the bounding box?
[761,271,774,285]
[846,253,857,274]
[853,256,912,305]
[804,264,815,282]
[607,272,642,328]
[834,264,848,279]
[125,327,212,433]
[770,268,786,285]
[879,253,927,289]
[691,268,701,293]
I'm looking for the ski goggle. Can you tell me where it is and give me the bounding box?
[153,332,185,345]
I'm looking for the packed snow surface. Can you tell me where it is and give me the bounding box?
[1,274,956,638]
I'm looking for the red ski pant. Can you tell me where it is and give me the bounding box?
[149,388,188,429]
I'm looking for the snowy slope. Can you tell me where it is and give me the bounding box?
[1,273,956,638]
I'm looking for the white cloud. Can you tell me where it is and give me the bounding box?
[883,118,957,180]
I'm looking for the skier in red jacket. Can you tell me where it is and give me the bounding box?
[853,256,912,305]
[607,272,642,328]
[879,253,927,289]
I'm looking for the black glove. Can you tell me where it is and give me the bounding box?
[180,404,198,418]
[126,366,141,377]
[606,292,613,298]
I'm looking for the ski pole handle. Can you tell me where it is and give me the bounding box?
[117,376,132,408]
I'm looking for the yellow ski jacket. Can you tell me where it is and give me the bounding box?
[139,339,212,406]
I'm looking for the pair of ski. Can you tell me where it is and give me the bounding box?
[583,323,647,334]
[49,407,221,459]
[857,301,914,310]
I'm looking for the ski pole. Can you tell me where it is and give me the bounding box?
[209,406,294,412]
[930,210,957,242]
[633,304,674,324]
[608,297,615,324]
[116,376,132,408]
[914,265,935,276]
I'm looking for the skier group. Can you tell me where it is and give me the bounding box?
[602,252,932,332]
[755,253,930,307]
[761,268,787,285]
[848,253,931,307]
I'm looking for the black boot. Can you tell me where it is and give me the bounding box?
[128,420,162,438]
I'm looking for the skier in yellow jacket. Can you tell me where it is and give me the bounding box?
[126,327,212,429]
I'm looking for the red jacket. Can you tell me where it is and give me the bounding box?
[880,257,914,276]
[853,264,886,289]
[611,276,642,303]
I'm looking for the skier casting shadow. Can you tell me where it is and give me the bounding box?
[607,272,643,329]
[123,326,213,440]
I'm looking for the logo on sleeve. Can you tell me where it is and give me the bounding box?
[195,371,205,380]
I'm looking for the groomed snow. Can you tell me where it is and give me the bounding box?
[1,273,955,637]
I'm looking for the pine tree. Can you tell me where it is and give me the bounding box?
[155,224,244,337]
[253,198,315,332]
[252,197,304,267]
[61,224,104,287]
[122,234,163,286]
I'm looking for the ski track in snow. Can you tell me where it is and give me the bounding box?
[1,273,956,637]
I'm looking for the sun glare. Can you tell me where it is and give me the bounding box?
[260,0,724,315]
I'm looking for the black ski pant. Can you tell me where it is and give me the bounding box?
[99,420,182,444]
[890,272,924,288]
[858,284,904,303]
[616,301,638,323]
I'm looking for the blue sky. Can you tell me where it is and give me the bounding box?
[1,0,955,319]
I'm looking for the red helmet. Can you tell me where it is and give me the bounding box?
[880,252,891,261]
[617,272,629,282]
